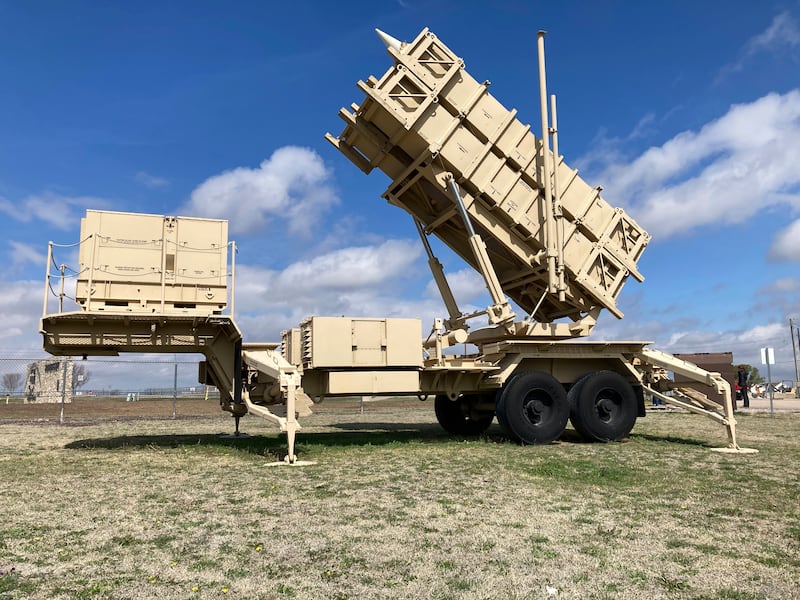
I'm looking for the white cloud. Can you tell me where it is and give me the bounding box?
[0,192,108,230]
[717,11,800,81]
[235,238,421,306]
[183,146,338,236]
[597,90,800,239]
[8,241,47,270]
[275,239,420,293]
[424,268,489,306]
[602,317,797,379]
[746,11,800,56]
[759,277,800,294]
[221,239,505,342]
[0,280,47,344]
[769,219,800,261]
[134,171,169,189]
[738,322,786,345]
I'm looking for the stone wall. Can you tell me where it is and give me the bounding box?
[25,358,74,403]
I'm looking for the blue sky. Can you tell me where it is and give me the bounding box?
[1,0,799,386]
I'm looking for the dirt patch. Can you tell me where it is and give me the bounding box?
[0,395,422,423]
[0,397,220,421]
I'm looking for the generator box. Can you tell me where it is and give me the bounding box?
[299,316,422,369]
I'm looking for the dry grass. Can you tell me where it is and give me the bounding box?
[1,402,798,600]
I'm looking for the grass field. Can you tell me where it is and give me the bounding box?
[1,401,798,599]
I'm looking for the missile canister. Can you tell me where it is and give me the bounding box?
[326,28,650,324]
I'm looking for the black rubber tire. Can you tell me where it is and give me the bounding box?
[568,370,638,442]
[434,394,495,436]
[496,371,569,444]
[567,373,593,413]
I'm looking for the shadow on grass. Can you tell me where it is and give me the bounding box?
[629,432,712,448]
[63,422,696,458]
[65,432,285,457]
[63,422,500,458]
[61,426,611,463]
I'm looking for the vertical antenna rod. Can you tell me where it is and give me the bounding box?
[550,93,566,302]
[537,31,558,295]
[791,318,799,395]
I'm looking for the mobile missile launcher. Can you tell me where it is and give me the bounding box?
[40,29,753,462]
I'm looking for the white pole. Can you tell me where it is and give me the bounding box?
[230,241,236,319]
[42,243,53,318]
[549,93,566,302]
[59,357,68,424]
[536,30,557,295]
[58,264,66,313]
[767,359,774,416]
[790,318,799,398]
[172,361,178,420]
[794,327,800,398]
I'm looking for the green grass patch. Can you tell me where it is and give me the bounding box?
[0,409,798,598]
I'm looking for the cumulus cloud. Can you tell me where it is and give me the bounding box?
[183,146,338,236]
[666,323,787,362]
[234,239,422,310]
[221,239,505,341]
[598,311,798,377]
[0,192,108,230]
[276,240,420,292]
[769,219,800,261]
[0,280,46,342]
[596,90,800,239]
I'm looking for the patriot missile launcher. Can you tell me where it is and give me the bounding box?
[39,28,754,462]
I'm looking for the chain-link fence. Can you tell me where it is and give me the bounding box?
[0,355,222,421]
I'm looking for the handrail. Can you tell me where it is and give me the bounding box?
[42,242,53,319]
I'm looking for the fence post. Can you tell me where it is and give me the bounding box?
[59,357,68,424]
[172,362,178,419]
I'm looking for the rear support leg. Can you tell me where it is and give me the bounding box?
[284,385,299,464]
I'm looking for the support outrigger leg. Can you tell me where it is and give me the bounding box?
[637,348,758,453]
[284,384,299,464]
[239,348,315,466]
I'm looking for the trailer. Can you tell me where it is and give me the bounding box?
[40,28,754,462]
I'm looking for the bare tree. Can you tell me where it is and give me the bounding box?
[2,373,22,394]
[72,364,91,391]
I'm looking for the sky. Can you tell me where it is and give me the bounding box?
[1,0,799,390]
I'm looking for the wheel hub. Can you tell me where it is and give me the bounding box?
[595,391,619,422]
[523,393,548,424]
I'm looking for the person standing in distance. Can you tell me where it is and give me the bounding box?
[737,365,750,408]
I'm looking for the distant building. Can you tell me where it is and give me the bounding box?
[673,352,734,407]
[25,358,74,403]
